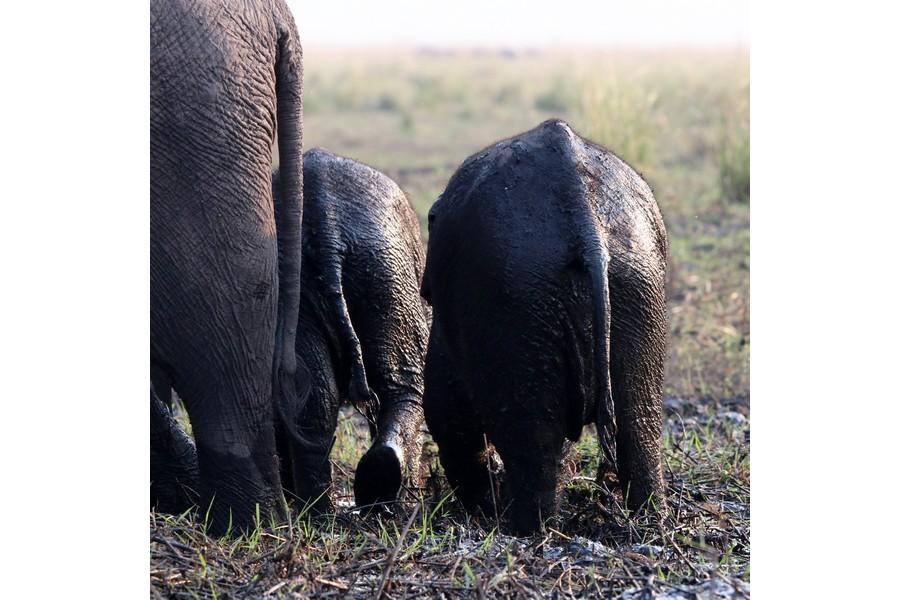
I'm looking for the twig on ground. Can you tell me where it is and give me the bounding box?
[375,503,421,599]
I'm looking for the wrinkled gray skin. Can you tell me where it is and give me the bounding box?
[421,120,668,535]
[272,149,429,512]
[150,0,304,534]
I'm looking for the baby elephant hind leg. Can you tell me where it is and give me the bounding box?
[284,326,341,514]
[354,386,424,509]
[346,275,428,509]
[354,388,425,510]
[354,440,403,510]
[350,375,402,509]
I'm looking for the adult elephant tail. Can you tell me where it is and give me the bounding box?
[582,237,617,470]
[272,24,312,451]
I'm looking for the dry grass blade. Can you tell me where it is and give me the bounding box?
[376,503,420,599]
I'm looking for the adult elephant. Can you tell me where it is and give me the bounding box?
[421,119,668,535]
[150,0,304,533]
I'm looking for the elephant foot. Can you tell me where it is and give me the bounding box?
[353,443,403,509]
[502,493,556,537]
[151,474,199,515]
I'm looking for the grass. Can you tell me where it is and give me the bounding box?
[152,408,749,598]
[153,46,750,598]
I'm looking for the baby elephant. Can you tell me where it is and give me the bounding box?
[273,149,430,512]
[421,120,668,535]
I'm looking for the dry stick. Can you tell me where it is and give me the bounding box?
[447,554,464,580]
[346,557,388,575]
[510,572,530,598]
[151,534,186,561]
[263,581,288,596]
[315,577,350,591]
[375,503,421,599]
[245,540,290,566]
[694,503,748,543]
[154,533,190,554]
[531,533,552,558]
[659,523,700,576]
[477,575,487,600]
[338,556,385,600]
[551,566,572,594]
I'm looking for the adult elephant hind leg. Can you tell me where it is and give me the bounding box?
[422,327,494,518]
[150,384,199,514]
[186,388,285,533]
[165,299,287,535]
[609,280,668,516]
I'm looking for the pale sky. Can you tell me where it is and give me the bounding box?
[288,0,749,48]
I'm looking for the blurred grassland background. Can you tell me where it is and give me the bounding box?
[302,47,750,403]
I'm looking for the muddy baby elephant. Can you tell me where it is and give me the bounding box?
[272,149,430,511]
[421,120,668,535]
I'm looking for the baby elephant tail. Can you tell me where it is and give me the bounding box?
[327,268,381,434]
[583,241,617,469]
